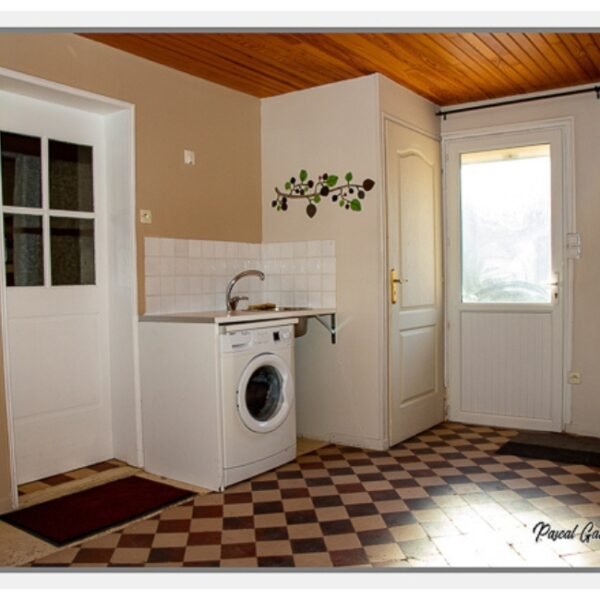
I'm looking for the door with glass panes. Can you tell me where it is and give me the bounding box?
[0,92,111,485]
[445,125,568,432]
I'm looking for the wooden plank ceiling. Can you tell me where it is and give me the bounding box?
[82,33,600,106]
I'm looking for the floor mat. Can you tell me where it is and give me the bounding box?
[497,430,600,467]
[1,475,195,546]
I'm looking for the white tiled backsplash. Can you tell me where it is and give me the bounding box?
[144,238,336,314]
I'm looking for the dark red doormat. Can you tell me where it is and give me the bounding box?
[0,475,195,546]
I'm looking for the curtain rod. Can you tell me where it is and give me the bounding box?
[437,85,600,119]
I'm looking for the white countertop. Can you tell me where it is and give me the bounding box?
[139,307,336,324]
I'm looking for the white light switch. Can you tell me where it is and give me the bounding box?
[184,149,195,165]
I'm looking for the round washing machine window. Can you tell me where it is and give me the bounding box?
[237,353,293,433]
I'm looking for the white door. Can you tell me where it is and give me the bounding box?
[386,119,444,446]
[445,124,570,431]
[0,92,112,484]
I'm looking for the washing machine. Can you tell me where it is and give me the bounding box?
[219,319,297,487]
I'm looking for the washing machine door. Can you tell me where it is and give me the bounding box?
[236,353,294,433]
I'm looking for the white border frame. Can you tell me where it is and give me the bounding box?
[0,66,141,510]
[441,117,576,430]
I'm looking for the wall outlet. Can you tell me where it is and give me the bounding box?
[184,149,195,165]
[140,209,152,224]
[568,371,582,385]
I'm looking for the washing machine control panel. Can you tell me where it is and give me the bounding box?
[220,324,293,353]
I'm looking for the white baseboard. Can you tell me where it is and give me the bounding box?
[328,432,388,451]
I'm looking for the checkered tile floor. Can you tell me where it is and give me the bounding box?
[18,460,127,497]
[30,423,600,568]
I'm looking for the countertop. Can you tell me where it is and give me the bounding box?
[139,307,336,324]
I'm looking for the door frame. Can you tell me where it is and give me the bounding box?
[382,113,444,446]
[0,67,142,511]
[441,117,576,430]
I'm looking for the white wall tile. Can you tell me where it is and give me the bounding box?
[174,239,189,257]
[189,277,203,294]
[189,239,203,257]
[293,241,307,257]
[160,276,176,295]
[145,276,161,296]
[145,296,161,314]
[189,295,203,311]
[175,276,190,295]
[322,292,336,308]
[322,257,336,274]
[188,258,203,276]
[160,238,175,257]
[160,295,177,313]
[159,257,175,276]
[144,237,336,314]
[145,256,161,277]
[175,295,190,311]
[145,237,161,257]
[308,274,321,291]
[201,240,215,258]
[175,257,188,276]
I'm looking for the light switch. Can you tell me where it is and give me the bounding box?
[184,149,195,165]
[140,209,152,224]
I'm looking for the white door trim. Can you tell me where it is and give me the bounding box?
[0,67,141,510]
[441,117,576,430]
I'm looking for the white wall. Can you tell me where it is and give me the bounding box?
[261,74,439,449]
[441,89,600,438]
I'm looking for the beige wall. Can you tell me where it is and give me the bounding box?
[441,91,600,438]
[261,74,439,448]
[0,33,262,507]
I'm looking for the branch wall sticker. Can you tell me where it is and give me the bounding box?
[272,170,375,218]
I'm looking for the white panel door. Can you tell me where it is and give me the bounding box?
[445,125,569,431]
[0,92,112,484]
[386,120,444,446]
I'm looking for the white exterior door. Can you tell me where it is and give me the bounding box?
[0,91,112,484]
[386,119,444,446]
[445,124,570,432]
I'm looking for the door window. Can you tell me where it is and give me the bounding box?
[1,131,95,287]
[460,144,551,303]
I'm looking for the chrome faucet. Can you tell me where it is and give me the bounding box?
[225,269,265,311]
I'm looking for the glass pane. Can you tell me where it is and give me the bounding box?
[246,365,282,422]
[1,132,42,208]
[50,217,95,285]
[49,139,94,212]
[460,144,552,304]
[3,214,43,286]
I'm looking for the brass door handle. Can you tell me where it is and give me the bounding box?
[390,269,408,304]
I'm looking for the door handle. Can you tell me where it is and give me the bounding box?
[390,268,408,304]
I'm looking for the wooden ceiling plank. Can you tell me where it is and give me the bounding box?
[474,33,535,92]
[577,33,600,77]
[560,34,600,79]
[542,33,590,80]
[428,33,520,99]
[452,32,533,98]
[80,33,600,106]
[375,34,487,103]
[385,34,492,100]
[144,38,290,97]
[493,33,556,88]
[322,33,454,104]
[506,33,567,87]
[192,34,346,87]
[84,33,285,96]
